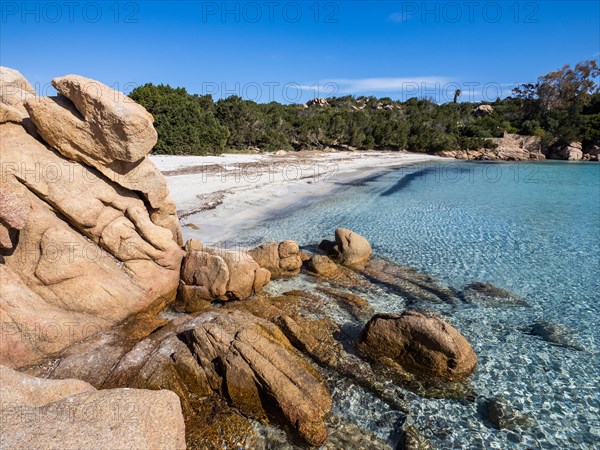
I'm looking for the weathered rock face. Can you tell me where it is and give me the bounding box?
[248,240,303,278]
[31,309,332,447]
[0,67,36,118]
[179,247,270,303]
[0,68,183,368]
[359,311,477,382]
[333,228,372,268]
[0,178,28,250]
[438,133,545,161]
[27,75,157,163]
[561,142,583,161]
[0,365,186,450]
[306,254,343,279]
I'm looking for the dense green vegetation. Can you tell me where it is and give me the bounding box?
[129,61,599,155]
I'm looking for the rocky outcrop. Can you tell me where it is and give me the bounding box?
[307,97,329,107]
[0,365,186,449]
[473,104,494,116]
[0,66,36,118]
[583,144,600,161]
[0,68,183,368]
[28,309,333,447]
[248,240,303,278]
[560,142,583,161]
[178,246,270,305]
[359,311,477,382]
[438,133,545,161]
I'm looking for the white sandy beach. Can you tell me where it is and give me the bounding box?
[151,151,446,244]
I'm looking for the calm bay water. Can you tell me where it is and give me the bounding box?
[230,160,600,449]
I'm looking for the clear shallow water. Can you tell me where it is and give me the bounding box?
[226,160,600,449]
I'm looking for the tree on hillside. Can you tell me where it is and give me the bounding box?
[512,60,599,144]
[129,84,229,155]
[453,89,462,103]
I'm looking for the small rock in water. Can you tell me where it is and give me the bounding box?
[479,396,531,430]
[396,424,432,450]
[458,282,528,307]
[525,321,584,351]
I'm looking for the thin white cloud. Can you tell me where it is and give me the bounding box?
[388,12,411,23]
[301,77,453,94]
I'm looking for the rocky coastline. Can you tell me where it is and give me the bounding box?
[2,68,540,448]
[438,132,599,162]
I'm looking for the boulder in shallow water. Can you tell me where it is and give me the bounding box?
[334,228,372,268]
[359,310,477,382]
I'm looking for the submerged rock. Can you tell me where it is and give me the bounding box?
[396,424,433,450]
[479,396,531,430]
[359,311,477,382]
[359,257,460,305]
[525,321,584,351]
[317,287,374,322]
[458,282,528,307]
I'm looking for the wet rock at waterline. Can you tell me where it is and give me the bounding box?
[306,254,343,278]
[29,308,332,447]
[334,228,373,267]
[359,257,460,305]
[359,311,477,382]
[319,228,373,268]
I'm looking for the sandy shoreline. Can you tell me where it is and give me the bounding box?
[151,151,447,244]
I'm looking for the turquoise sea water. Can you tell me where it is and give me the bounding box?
[228,161,600,449]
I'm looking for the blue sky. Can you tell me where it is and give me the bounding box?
[1,1,598,103]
